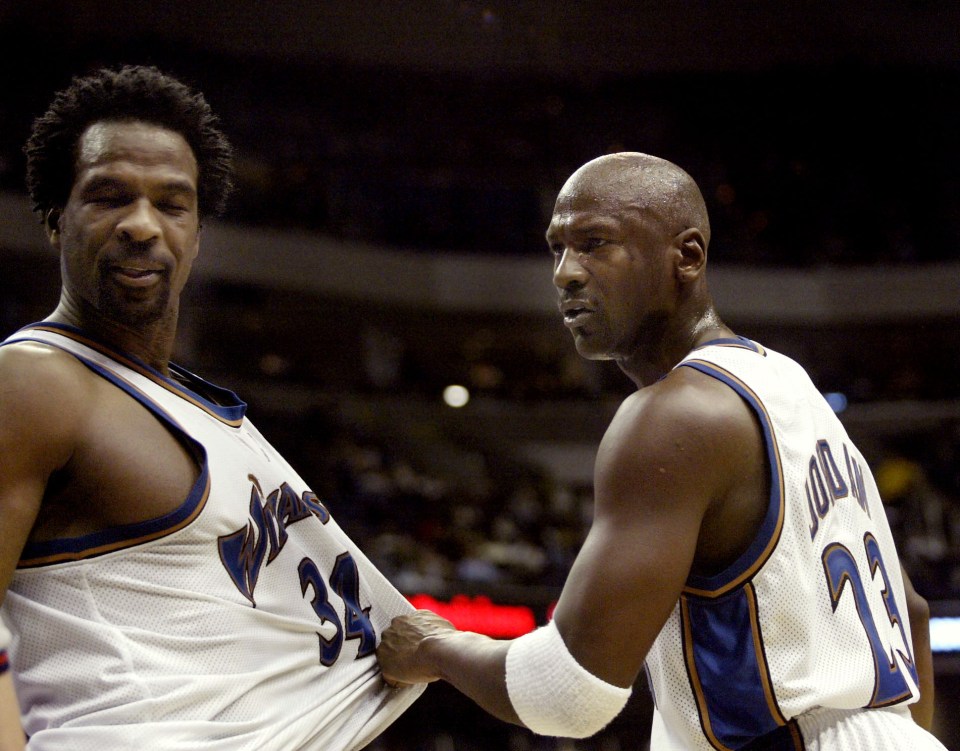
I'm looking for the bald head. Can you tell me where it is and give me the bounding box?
[547,152,727,381]
[557,152,711,247]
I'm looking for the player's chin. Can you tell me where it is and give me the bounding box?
[572,335,613,361]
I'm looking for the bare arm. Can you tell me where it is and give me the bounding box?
[900,565,934,730]
[378,373,754,719]
[0,343,87,747]
[550,375,755,685]
[0,669,25,751]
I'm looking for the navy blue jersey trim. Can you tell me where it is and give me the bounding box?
[18,463,210,567]
[7,324,218,567]
[691,336,765,355]
[7,322,246,425]
[680,360,785,596]
[681,584,787,748]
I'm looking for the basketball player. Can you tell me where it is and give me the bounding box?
[0,65,423,750]
[377,153,946,749]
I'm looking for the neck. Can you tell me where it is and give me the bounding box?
[618,307,733,388]
[47,297,178,375]
[688,308,733,349]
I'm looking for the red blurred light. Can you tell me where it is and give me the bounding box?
[407,593,538,638]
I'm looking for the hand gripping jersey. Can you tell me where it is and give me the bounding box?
[1,323,424,751]
[643,338,945,751]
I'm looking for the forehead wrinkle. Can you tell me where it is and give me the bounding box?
[546,207,621,240]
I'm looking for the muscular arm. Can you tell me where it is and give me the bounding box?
[0,343,87,747]
[551,373,760,685]
[900,565,935,730]
[378,372,760,722]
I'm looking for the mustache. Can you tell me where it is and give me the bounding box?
[97,248,171,275]
[558,292,594,311]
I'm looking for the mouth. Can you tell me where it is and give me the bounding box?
[108,264,165,287]
[560,299,594,325]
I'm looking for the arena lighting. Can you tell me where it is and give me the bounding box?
[442,384,470,408]
[823,392,848,413]
[407,593,543,638]
[930,617,960,652]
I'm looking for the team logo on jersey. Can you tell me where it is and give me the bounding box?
[218,476,331,605]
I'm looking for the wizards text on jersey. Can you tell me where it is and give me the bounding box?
[218,475,331,605]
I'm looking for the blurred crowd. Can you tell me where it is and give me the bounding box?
[1,38,959,268]
[176,281,960,406]
[218,65,960,268]
[874,427,960,600]
[262,406,960,606]
[266,405,590,600]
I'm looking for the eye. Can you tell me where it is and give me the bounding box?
[89,193,127,208]
[548,242,565,256]
[159,201,190,215]
[583,237,607,251]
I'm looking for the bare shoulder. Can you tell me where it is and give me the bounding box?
[603,366,757,464]
[0,340,94,401]
[0,341,95,576]
[0,341,94,459]
[595,365,762,518]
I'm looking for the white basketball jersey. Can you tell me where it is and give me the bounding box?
[1,323,424,751]
[644,338,924,750]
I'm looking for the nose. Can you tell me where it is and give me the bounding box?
[552,247,588,290]
[115,197,161,245]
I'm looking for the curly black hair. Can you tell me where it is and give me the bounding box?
[24,65,234,220]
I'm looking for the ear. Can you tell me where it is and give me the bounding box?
[44,209,62,248]
[674,227,707,282]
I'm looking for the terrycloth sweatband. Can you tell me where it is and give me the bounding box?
[505,619,631,738]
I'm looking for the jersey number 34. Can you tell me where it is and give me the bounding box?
[299,552,377,666]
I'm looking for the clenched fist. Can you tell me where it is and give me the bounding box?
[376,609,458,687]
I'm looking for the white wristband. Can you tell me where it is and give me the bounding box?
[505,619,632,738]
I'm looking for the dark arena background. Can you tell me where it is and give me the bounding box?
[1,1,959,748]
